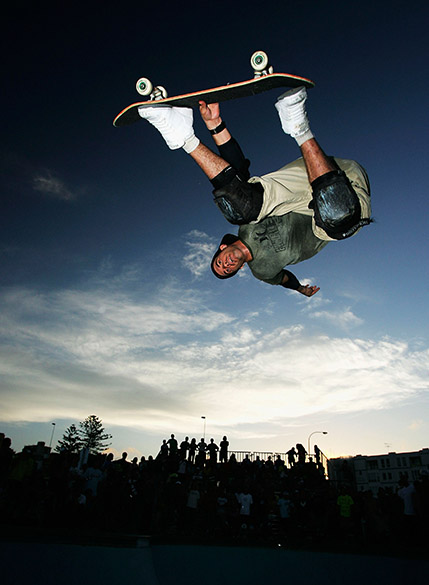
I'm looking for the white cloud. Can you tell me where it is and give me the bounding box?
[32,170,76,201]
[408,420,424,431]
[182,230,216,278]
[311,307,363,328]
[0,279,428,443]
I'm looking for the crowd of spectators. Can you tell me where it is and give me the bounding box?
[0,432,428,557]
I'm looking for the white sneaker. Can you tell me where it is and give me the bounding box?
[275,87,313,145]
[138,105,197,150]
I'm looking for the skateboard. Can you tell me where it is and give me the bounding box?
[113,51,314,127]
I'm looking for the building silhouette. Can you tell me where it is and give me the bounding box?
[328,448,429,494]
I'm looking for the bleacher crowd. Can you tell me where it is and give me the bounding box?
[0,432,427,556]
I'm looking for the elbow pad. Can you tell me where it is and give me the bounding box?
[213,174,263,225]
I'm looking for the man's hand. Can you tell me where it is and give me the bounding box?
[199,101,221,129]
[298,284,320,297]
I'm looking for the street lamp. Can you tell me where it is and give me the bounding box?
[201,416,206,441]
[49,422,56,449]
[307,430,327,457]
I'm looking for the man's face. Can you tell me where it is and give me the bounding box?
[212,243,246,277]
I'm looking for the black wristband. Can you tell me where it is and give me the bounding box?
[210,121,226,135]
[281,270,301,290]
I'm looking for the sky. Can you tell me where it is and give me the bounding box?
[1,0,428,462]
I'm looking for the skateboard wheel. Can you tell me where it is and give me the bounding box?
[250,50,269,71]
[136,77,153,96]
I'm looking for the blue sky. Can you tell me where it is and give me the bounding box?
[1,0,428,461]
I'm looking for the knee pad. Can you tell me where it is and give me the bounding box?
[213,174,263,225]
[310,170,370,239]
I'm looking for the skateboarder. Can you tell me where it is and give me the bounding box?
[138,88,371,296]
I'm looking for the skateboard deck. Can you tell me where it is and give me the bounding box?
[113,72,315,127]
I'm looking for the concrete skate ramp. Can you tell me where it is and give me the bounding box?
[1,541,428,585]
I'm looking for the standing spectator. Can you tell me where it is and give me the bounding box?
[139,456,147,471]
[185,482,201,533]
[265,456,274,470]
[287,447,297,467]
[397,477,416,516]
[159,440,169,461]
[337,485,354,536]
[278,491,293,536]
[188,438,197,463]
[180,437,190,460]
[253,456,263,472]
[216,487,229,533]
[242,454,252,469]
[0,436,14,487]
[167,434,178,458]
[274,455,285,472]
[207,439,219,466]
[219,436,229,463]
[196,438,207,466]
[83,460,103,497]
[116,452,130,472]
[102,452,114,475]
[236,488,253,526]
[296,443,307,465]
[178,458,187,478]
[397,477,418,542]
[314,444,321,466]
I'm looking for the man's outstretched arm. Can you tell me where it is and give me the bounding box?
[281,270,320,297]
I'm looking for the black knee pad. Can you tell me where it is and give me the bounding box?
[310,170,369,239]
[213,174,263,225]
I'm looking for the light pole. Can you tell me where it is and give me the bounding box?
[49,422,56,449]
[201,416,206,441]
[307,430,327,457]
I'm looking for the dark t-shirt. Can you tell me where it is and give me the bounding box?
[239,212,328,285]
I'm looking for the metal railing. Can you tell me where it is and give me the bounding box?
[228,449,329,477]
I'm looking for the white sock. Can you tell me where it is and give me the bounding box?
[295,129,314,147]
[183,134,200,154]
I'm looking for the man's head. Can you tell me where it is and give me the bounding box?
[211,234,246,279]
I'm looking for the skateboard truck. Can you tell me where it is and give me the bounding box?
[135,51,274,100]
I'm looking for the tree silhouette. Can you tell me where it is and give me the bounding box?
[78,414,112,454]
[55,424,82,454]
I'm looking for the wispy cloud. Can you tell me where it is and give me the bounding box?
[0,273,427,442]
[311,307,363,328]
[408,419,424,431]
[2,155,81,202]
[182,230,216,278]
[32,170,76,201]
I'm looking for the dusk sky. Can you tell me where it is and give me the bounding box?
[1,0,428,461]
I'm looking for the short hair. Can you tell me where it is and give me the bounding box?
[211,234,240,279]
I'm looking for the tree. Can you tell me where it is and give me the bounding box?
[78,415,112,455]
[55,424,82,454]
